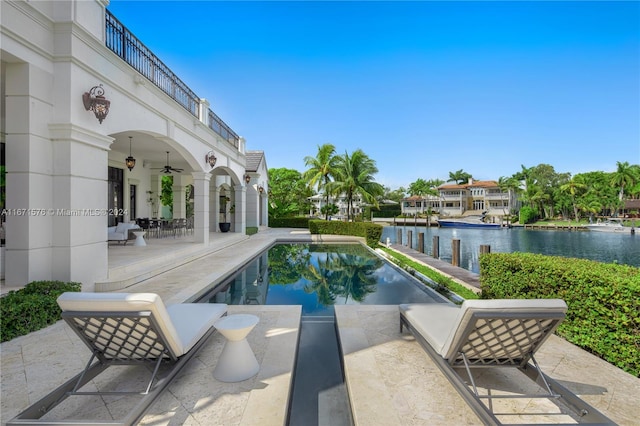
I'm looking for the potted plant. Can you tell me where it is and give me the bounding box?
[219,196,231,232]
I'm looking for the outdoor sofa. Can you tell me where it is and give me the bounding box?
[107,222,140,244]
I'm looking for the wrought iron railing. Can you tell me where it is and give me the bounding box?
[208,110,239,148]
[105,10,239,147]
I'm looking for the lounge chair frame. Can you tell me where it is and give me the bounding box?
[8,309,218,426]
[400,307,615,426]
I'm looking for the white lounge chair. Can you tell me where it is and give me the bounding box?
[8,292,227,426]
[400,299,614,425]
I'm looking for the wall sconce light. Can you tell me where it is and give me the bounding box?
[244,174,251,184]
[206,151,217,167]
[82,84,110,124]
[125,136,136,171]
[258,185,264,193]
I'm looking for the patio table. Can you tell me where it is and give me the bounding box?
[213,314,260,382]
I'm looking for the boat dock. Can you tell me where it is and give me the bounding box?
[386,243,482,294]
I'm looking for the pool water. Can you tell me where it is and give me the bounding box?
[197,243,444,426]
[197,243,444,315]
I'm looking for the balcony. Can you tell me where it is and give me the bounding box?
[105,10,239,148]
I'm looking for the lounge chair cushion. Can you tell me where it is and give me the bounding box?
[57,292,226,357]
[399,303,460,354]
[400,299,567,362]
[167,303,228,354]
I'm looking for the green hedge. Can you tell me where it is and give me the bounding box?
[269,217,311,228]
[371,204,401,218]
[518,206,537,224]
[309,220,383,248]
[480,252,640,377]
[246,226,258,235]
[0,280,81,342]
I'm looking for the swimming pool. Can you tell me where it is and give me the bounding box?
[197,243,445,425]
[196,243,445,315]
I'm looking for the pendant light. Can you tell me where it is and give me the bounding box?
[125,136,136,171]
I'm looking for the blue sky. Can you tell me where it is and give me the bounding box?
[107,1,640,189]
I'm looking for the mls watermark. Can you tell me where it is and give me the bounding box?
[1,208,127,217]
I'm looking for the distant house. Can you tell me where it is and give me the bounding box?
[401,179,518,218]
[308,193,364,220]
[401,195,440,216]
[622,199,640,218]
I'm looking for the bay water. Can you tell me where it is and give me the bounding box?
[381,226,640,273]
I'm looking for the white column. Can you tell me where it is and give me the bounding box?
[234,184,246,234]
[172,174,187,218]
[210,185,220,232]
[150,174,160,217]
[49,124,113,291]
[199,98,211,126]
[192,172,211,244]
[245,182,259,228]
[4,62,54,287]
[261,185,269,227]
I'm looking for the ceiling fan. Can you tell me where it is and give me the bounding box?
[152,151,184,174]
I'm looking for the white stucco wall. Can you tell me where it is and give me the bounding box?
[1,0,255,289]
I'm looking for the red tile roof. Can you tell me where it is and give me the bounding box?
[438,180,499,189]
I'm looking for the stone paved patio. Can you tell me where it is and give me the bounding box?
[1,228,638,425]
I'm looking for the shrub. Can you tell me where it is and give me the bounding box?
[308,220,383,248]
[480,252,640,377]
[518,206,537,224]
[0,280,81,342]
[371,204,401,218]
[246,226,258,235]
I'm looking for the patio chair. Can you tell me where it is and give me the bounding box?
[8,292,227,426]
[399,299,614,425]
[172,218,187,237]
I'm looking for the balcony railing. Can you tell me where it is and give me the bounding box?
[105,10,239,148]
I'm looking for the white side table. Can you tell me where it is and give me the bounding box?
[133,231,146,246]
[213,314,260,382]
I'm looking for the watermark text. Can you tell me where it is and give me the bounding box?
[1,208,127,217]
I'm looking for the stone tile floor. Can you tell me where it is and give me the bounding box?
[1,228,638,425]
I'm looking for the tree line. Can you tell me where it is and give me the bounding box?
[269,144,384,220]
[269,146,640,222]
[497,161,640,221]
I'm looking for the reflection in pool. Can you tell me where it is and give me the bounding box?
[198,243,444,315]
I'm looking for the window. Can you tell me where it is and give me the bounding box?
[108,167,124,226]
[129,184,137,220]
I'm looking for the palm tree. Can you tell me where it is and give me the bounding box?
[331,252,380,303]
[329,149,384,221]
[498,176,520,218]
[559,176,587,220]
[447,169,472,184]
[610,161,636,216]
[408,178,430,196]
[301,252,340,306]
[303,144,337,220]
[578,196,603,222]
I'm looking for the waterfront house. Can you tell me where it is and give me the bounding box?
[0,0,269,289]
[401,179,519,220]
[308,192,365,220]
